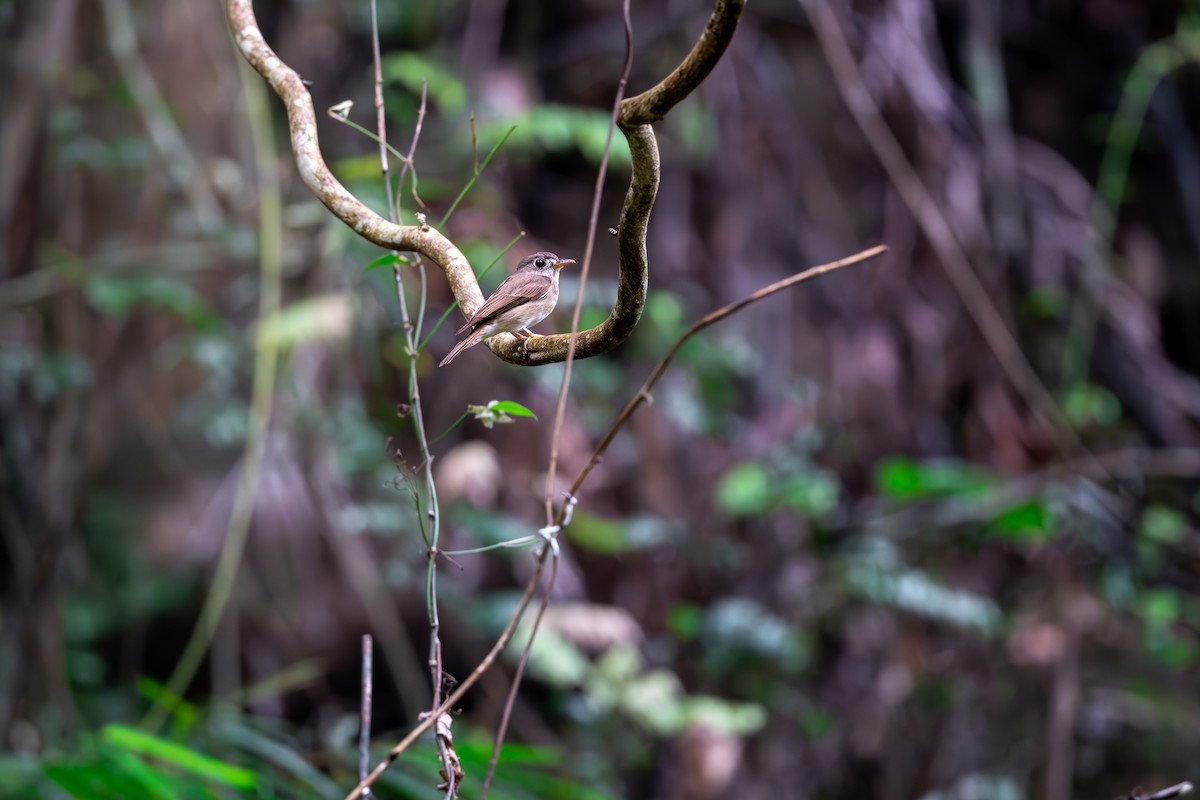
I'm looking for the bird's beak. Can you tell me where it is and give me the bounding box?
[553,258,576,270]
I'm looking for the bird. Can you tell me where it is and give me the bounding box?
[438,251,576,367]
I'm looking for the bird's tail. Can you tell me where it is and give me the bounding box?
[438,333,483,367]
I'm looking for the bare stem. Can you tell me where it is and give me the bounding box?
[566,245,888,502]
[543,0,635,524]
[358,635,373,784]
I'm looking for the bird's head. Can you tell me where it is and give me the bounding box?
[517,252,576,274]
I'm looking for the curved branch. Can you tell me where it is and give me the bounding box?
[620,0,747,125]
[226,0,745,365]
[489,0,746,364]
[227,1,480,304]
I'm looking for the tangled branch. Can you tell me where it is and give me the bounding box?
[226,0,746,365]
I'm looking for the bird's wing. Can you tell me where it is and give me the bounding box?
[457,273,554,334]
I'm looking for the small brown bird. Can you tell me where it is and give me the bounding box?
[438,252,576,367]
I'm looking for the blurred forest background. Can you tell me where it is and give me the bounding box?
[3,0,1200,797]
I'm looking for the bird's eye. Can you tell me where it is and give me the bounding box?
[535,258,547,268]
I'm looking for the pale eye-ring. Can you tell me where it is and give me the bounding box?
[535,258,547,268]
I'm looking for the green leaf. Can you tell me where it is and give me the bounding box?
[874,457,996,500]
[620,670,687,736]
[381,52,466,112]
[566,512,626,554]
[645,291,686,339]
[135,679,198,732]
[1143,627,1199,669]
[517,625,589,688]
[212,719,342,799]
[101,725,257,790]
[1140,505,1187,544]
[364,252,405,272]
[84,275,216,330]
[1140,588,1180,625]
[44,762,151,800]
[97,749,177,800]
[467,399,538,429]
[477,104,632,166]
[1063,382,1123,427]
[682,695,767,736]
[715,462,771,516]
[986,500,1055,543]
[489,400,537,419]
[331,153,387,181]
[666,604,702,641]
[779,471,839,518]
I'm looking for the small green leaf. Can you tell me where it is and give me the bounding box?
[84,275,216,330]
[682,695,767,736]
[1140,505,1187,544]
[476,105,631,166]
[666,604,702,641]
[489,400,537,419]
[45,761,151,800]
[779,471,839,518]
[518,626,589,688]
[715,462,771,516]
[1063,382,1123,427]
[566,512,626,554]
[621,670,687,736]
[364,252,406,272]
[1140,588,1180,625]
[875,457,996,500]
[986,500,1055,543]
[646,291,685,336]
[381,53,466,111]
[1143,627,1199,669]
[467,399,538,429]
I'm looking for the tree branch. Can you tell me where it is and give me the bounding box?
[225,0,746,365]
[226,0,480,309]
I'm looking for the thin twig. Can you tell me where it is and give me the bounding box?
[343,554,550,799]
[371,1,389,195]
[566,245,888,500]
[1127,781,1195,800]
[470,112,479,175]
[343,249,886,800]
[438,125,518,229]
[544,0,636,526]
[1065,36,1196,393]
[358,635,372,787]
[368,1,449,791]
[481,543,562,798]
[398,81,429,216]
